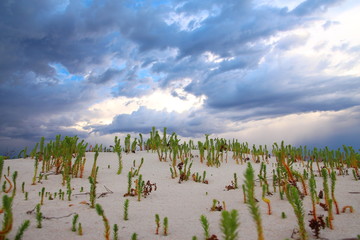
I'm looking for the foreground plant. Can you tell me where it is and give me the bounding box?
[220,210,240,240]
[244,162,264,240]
[113,224,119,240]
[95,204,110,240]
[286,185,308,240]
[0,195,13,240]
[14,219,30,240]
[200,215,210,239]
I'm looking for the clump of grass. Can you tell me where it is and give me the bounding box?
[244,162,264,240]
[220,210,240,240]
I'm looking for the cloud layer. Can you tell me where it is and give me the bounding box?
[0,0,359,154]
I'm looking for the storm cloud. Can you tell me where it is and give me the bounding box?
[0,0,359,154]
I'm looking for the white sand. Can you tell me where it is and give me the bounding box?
[3,151,360,240]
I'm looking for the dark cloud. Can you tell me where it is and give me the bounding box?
[0,0,358,154]
[87,68,124,84]
[291,0,345,16]
[93,106,232,137]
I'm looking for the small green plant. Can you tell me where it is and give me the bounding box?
[242,184,246,203]
[309,173,317,221]
[114,136,123,175]
[163,217,168,236]
[113,224,119,240]
[78,223,83,236]
[244,162,264,240]
[0,195,13,239]
[21,182,25,193]
[95,204,110,240]
[32,155,39,185]
[136,174,145,201]
[155,214,160,235]
[89,176,96,208]
[126,171,133,196]
[131,233,138,240]
[14,219,30,240]
[200,215,210,239]
[0,156,4,184]
[352,169,358,181]
[330,171,340,215]
[202,170,207,183]
[11,171,18,198]
[72,214,79,232]
[36,204,42,228]
[233,173,238,189]
[286,185,308,240]
[40,187,45,205]
[24,192,28,201]
[321,168,333,229]
[220,210,240,240]
[281,212,287,219]
[124,199,129,220]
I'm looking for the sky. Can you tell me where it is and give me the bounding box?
[1,0,360,155]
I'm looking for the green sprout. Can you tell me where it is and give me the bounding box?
[200,215,210,239]
[244,162,264,240]
[163,217,169,236]
[72,214,79,232]
[95,204,110,240]
[89,176,96,208]
[155,214,160,235]
[286,185,308,240]
[113,224,119,240]
[14,219,30,240]
[124,199,129,220]
[220,210,240,240]
[0,195,13,239]
[36,204,42,228]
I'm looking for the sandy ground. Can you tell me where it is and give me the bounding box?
[3,151,360,240]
